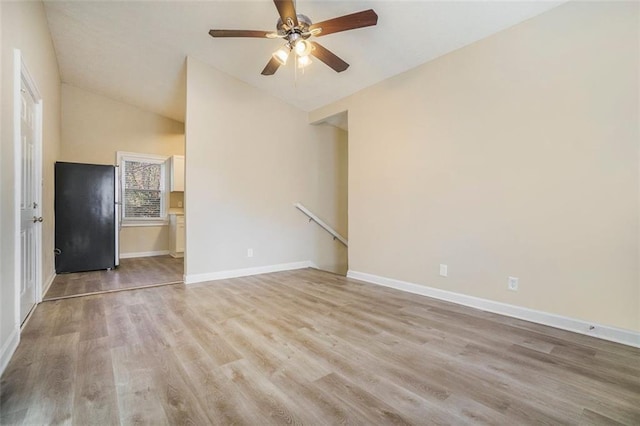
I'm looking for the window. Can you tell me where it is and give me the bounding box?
[117,152,168,226]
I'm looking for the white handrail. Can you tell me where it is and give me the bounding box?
[294,203,348,247]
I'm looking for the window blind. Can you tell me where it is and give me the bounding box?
[123,160,162,219]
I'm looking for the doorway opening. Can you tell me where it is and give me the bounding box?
[43,154,185,301]
[309,110,348,275]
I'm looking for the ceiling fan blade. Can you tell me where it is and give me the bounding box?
[274,0,298,27]
[309,9,378,37]
[310,42,349,73]
[209,30,272,38]
[261,57,281,76]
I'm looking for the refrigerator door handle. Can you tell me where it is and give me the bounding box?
[115,165,122,231]
[114,165,120,267]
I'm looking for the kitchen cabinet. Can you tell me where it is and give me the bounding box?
[169,155,184,192]
[169,214,184,258]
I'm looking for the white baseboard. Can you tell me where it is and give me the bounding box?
[120,250,170,259]
[0,327,20,377]
[347,270,640,349]
[41,272,56,299]
[185,260,316,285]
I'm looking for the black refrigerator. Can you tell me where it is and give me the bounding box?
[55,162,120,273]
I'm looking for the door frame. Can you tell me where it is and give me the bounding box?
[13,49,43,327]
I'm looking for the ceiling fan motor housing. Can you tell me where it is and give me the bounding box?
[277,14,312,38]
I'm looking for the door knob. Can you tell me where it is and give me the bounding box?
[33,216,43,223]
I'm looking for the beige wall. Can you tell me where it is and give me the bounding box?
[312,1,639,332]
[60,84,185,256]
[1,1,61,358]
[184,57,345,279]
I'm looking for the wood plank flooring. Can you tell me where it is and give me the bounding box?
[2,268,639,425]
[43,255,183,300]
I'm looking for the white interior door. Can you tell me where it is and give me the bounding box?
[19,76,40,324]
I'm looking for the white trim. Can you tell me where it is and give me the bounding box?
[120,250,170,259]
[120,221,169,228]
[0,328,20,377]
[116,151,170,225]
[185,261,316,284]
[41,272,56,299]
[13,50,20,328]
[347,270,640,348]
[116,151,169,162]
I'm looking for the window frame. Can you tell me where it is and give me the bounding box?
[117,151,169,227]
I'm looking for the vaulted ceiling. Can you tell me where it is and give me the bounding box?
[44,1,564,123]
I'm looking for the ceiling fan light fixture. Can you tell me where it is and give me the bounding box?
[272,45,291,65]
[297,55,312,68]
[294,39,312,57]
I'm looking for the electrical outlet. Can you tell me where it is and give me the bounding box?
[508,276,519,291]
[439,264,448,277]
[247,248,253,258]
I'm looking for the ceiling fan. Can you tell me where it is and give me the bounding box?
[209,0,378,75]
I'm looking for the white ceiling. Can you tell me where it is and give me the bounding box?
[44,1,564,123]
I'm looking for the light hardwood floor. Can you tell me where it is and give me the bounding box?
[2,268,639,425]
[43,255,184,300]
